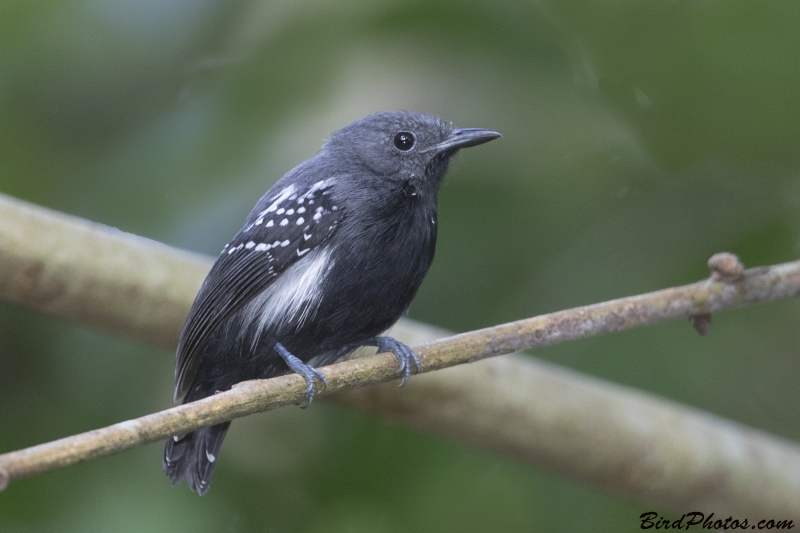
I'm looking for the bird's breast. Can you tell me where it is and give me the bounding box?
[327,192,438,310]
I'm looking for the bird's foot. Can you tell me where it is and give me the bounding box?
[369,336,421,387]
[274,342,327,408]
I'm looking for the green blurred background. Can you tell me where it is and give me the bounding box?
[2,1,800,531]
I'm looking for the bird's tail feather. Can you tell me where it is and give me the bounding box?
[163,421,231,496]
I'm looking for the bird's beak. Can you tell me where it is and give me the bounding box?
[427,128,502,154]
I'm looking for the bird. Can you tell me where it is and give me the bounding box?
[163,110,501,495]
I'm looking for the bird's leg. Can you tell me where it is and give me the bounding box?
[363,336,421,387]
[274,342,327,408]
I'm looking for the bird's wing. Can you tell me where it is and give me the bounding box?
[174,179,343,401]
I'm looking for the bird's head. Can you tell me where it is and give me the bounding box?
[323,111,500,189]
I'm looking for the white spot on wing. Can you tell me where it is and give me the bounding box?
[266,220,274,227]
[300,179,335,201]
[280,219,288,226]
[260,184,296,216]
[245,241,255,249]
[296,217,304,225]
[255,243,269,251]
[206,451,216,463]
[297,248,310,257]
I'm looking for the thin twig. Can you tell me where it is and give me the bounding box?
[2,258,800,516]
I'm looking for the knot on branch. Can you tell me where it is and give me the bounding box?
[708,252,744,283]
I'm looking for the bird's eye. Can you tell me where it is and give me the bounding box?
[393,131,416,151]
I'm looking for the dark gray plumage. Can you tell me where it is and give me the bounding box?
[164,111,500,494]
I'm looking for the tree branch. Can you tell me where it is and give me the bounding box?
[1,193,800,518]
[0,194,208,350]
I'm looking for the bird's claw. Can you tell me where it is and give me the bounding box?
[298,366,327,408]
[274,342,327,408]
[374,337,421,387]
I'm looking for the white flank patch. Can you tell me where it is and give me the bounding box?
[241,247,334,347]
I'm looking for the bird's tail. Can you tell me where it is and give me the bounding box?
[163,421,231,495]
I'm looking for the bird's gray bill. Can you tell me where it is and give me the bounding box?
[429,128,502,153]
